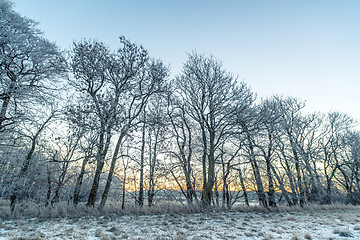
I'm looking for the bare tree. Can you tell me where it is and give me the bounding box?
[235,102,270,207]
[295,113,324,203]
[70,40,113,206]
[9,110,56,211]
[0,0,66,132]
[320,112,355,204]
[255,98,284,207]
[138,112,146,207]
[119,147,132,209]
[64,100,98,205]
[70,37,149,206]
[168,95,198,204]
[277,96,307,206]
[49,126,85,205]
[236,166,250,206]
[175,52,254,206]
[338,130,360,204]
[72,140,95,205]
[100,58,168,207]
[145,94,169,207]
[218,140,242,208]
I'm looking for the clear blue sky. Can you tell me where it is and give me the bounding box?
[11,0,360,123]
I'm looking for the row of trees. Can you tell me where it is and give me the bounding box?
[1,0,359,212]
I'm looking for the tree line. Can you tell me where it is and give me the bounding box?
[1,0,359,212]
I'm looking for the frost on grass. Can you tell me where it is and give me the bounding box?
[1,207,360,240]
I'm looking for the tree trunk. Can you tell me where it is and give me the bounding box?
[323,158,337,204]
[138,121,146,207]
[0,78,15,131]
[86,162,104,206]
[73,155,90,205]
[173,112,196,204]
[301,152,320,203]
[45,167,52,207]
[86,126,112,206]
[222,168,231,209]
[222,162,227,208]
[0,95,10,131]
[121,170,127,209]
[100,130,127,207]
[51,161,69,205]
[238,167,249,206]
[248,142,268,207]
[266,157,276,207]
[200,125,207,204]
[201,131,215,206]
[280,148,298,205]
[324,177,332,204]
[271,164,292,206]
[148,129,159,207]
[214,179,219,207]
[288,136,305,206]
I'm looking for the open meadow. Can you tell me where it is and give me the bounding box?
[1,205,360,240]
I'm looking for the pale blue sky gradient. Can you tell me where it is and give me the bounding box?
[11,0,360,122]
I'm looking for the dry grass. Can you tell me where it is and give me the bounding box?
[1,207,360,240]
[1,198,360,221]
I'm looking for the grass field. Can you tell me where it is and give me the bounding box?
[1,205,360,239]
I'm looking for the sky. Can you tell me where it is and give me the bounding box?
[10,0,360,123]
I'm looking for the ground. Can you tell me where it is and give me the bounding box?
[1,207,360,239]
